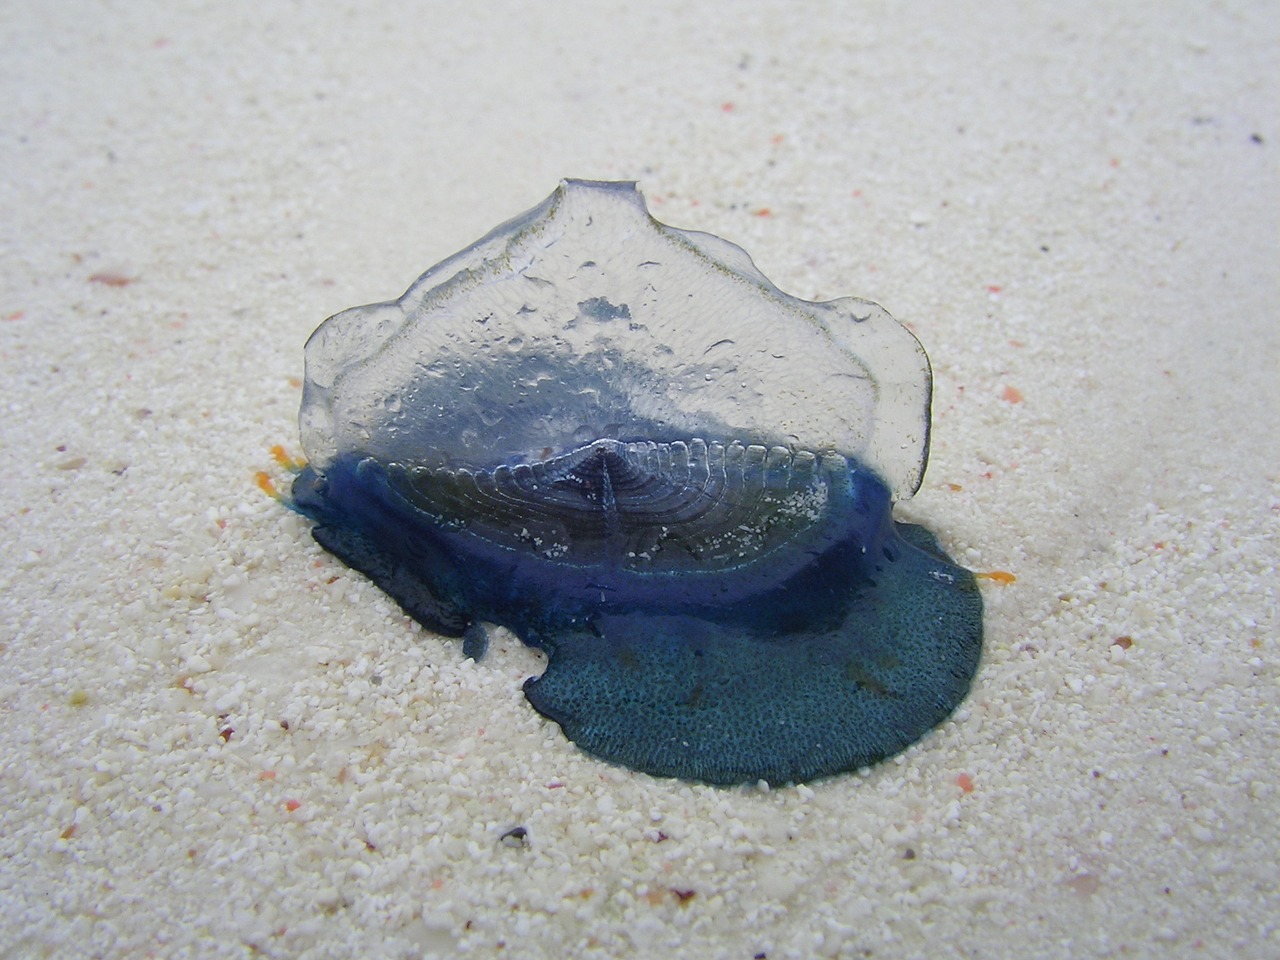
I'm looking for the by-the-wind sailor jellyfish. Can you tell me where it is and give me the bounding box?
[290,179,983,785]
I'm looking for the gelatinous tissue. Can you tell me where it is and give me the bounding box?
[291,180,982,785]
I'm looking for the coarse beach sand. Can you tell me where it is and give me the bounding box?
[1,2,1276,958]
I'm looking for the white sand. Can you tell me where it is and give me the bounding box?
[1,2,1276,957]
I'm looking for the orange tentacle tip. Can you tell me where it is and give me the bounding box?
[255,471,284,501]
[269,444,308,471]
[976,570,1017,585]
[258,446,312,513]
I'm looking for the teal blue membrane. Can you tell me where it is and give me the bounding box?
[291,454,982,785]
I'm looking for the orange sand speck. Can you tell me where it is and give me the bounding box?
[977,571,1017,585]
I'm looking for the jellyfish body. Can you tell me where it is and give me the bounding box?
[292,180,982,784]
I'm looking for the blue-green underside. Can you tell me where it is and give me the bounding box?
[292,448,981,785]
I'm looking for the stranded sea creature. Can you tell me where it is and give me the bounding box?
[291,180,982,785]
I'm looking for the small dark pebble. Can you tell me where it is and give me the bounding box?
[499,826,529,848]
